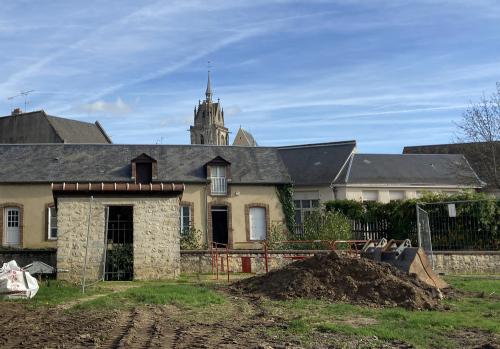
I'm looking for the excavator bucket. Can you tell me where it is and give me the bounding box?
[361,239,448,289]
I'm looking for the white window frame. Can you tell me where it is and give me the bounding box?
[389,190,405,202]
[210,166,227,195]
[47,206,57,240]
[249,207,267,241]
[180,205,192,234]
[362,190,378,202]
[294,199,320,235]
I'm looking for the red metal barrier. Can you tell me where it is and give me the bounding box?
[210,242,230,283]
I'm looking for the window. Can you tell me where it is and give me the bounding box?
[136,162,152,183]
[389,191,405,201]
[200,135,204,144]
[210,166,227,195]
[249,207,266,240]
[294,199,319,234]
[131,153,157,184]
[48,206,57,240]
[362,190,378,202]
[180,205,192,234]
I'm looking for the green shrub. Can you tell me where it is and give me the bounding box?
[106,244,133,275]
[302,209,352,241]
[180,227,204,250]
[267,221,290,250]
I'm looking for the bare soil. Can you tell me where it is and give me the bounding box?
[232,252,442,310]
[0,295,497,348]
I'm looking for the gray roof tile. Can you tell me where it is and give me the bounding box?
[278,141,356,186]
[0,144,291,184]
[335,153,483,187]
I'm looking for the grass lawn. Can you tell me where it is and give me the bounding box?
[4,274,499,348]
[72,281,225,310]
[9,279,107,307]
[261,275,500,348]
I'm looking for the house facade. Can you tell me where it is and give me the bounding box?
[0,142,484,250]
[0,144,290,251]
[0,140,485,281]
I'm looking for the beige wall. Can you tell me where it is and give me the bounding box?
[0,184,56,249]
[336,186,463,203]
[294,186,335,203]
[181,184,284,249]
[1,183,284,250]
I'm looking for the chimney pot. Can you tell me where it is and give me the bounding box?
[11,108,22,116]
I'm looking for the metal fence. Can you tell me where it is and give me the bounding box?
[351,219,389,240]
[293,199,498,251]
[417,200,498,251]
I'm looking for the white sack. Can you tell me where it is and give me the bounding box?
[0,260,39,299]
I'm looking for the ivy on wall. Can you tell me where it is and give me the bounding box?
[276,184,295,233]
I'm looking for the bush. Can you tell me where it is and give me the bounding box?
[302,209,352,241]
[180,227,204,250]
[267,221,289,250]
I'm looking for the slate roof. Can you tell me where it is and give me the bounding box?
[278,141,356,186]
[403,142,499,188]
[0,144,291,184]
[0,141,484,188]
[0,110,111,144]
[334,153,484,187]
[45,115,111,143]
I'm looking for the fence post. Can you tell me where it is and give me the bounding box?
[416,203,421,248]
[264,241,269,273]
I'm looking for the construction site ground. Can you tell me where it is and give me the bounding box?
[0,274,498,349]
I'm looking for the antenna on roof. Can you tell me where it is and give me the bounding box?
[7,90,35,113]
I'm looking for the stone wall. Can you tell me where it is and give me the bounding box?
[181,250,500,275]
[181,250,324,274]
[433,251,500,275]
[57,196,180,283]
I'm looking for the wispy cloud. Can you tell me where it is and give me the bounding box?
[1,1,499,151]
[75,97,133,115]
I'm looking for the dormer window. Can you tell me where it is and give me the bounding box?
[131,153,157,184]
[211,166,227,195]
[205,156,231,196]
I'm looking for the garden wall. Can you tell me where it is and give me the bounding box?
[433,251,500,275]
[180,250,500,275]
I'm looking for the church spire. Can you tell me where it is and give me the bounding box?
[205,70,212,101]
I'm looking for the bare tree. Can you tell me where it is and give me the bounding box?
[456,83,500,189]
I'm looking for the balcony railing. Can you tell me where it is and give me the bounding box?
[211,176,227,195]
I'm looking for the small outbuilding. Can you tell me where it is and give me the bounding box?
[53,182,183,282]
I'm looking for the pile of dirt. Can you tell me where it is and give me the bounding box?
[233,252,443,310]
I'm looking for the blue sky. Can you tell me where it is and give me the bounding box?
[1,1,499,152]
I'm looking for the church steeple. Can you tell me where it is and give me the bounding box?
[190,69,229,145]
[205,70,212,101]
